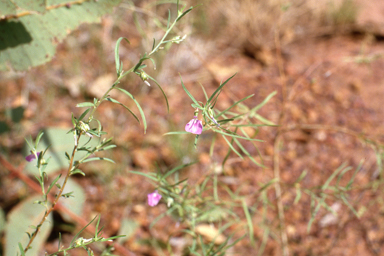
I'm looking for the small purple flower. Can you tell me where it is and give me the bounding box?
[25,152,40,162]
[185,116,203,135]
[148,191,162,207]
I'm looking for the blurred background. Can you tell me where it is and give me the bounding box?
[1,0,384,255]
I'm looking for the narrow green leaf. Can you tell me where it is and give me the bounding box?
[163,162,197,179]
[230,124,265,128]
[346,161,363,190]
[95,215,101,239]
[167,9,171,29]
[71,114,77,128]
[97,145,117,151]
[105,97,140,123]
[61,192,74,198]
[234,138,263,167]
[322,163,347,190]
[58,232,62,251]
[115,37,130,77]
[176,6,193,21]
[198,82,209,101]
[82,157,115,164]
[250,91,277,113]
[207,73,236,104]
[71,169,85,176]
[163,131,190,135]
[18,243,26,256]
[340,194,358,216]
[294,187,302,204]
[210,89,222,109]
[253,113,276,125]
[70,215,98,247]
[148,57,156,70]
[35,130,44,148]
[78,108,91,121]
[129,171,158,181]
[222,135,243,159]
[295,170,308,183]
[200,235,207,255]
[307,195,325,232]
[215,94,254,118]
[76,102,94,108]
[214,128,263,142]
[258,178,278,192]
[151,38,156,51]
[99,235,126,241]
[47,174,62,195]
[115,88,147,133]
[242,199,254,243]
[180,75,200,107]
[24,136,34,150]
[221,234,246,253]
[146,74,169,113]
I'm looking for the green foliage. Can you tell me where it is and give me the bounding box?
[24,127,99,175]
[5,0,377,255]
[166,74,275,167]
[0,0,121,71]
[12,1,197,255]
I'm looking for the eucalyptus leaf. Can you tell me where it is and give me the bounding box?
[5,196,53,256]
[0,0,121,71]
[117,218,139,244]
[58,178,86,222]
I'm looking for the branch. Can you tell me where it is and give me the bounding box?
[0,154,136,256]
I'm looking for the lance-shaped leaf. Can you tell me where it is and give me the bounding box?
[115,37,130,77]
[76,102,95,108]
[115,88,147,133]
[215,94,254,118]
[105,97,140,124]
[82,157,115,164]
[146,73,170,113]
[180,75,200,107]
[207,73,237,105]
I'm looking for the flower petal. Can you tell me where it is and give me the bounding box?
[148,191,162,207]
[25,152,40,162]
[185,117,203,135]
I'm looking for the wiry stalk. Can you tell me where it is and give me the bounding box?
[24,132,82,253]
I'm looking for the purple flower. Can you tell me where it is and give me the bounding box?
[185,116,203,135]
[148,191,162,207]
[25,152,40,162]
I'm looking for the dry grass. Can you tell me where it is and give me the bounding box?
[204,0,358,63]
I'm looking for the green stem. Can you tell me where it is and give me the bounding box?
[24,132,82,253]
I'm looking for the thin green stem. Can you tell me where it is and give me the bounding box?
[24,132,82,253]
[148,15,180,56]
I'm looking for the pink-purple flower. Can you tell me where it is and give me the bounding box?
[25,152,40,162]
[185,116,203,135]
[147,191,162,207]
